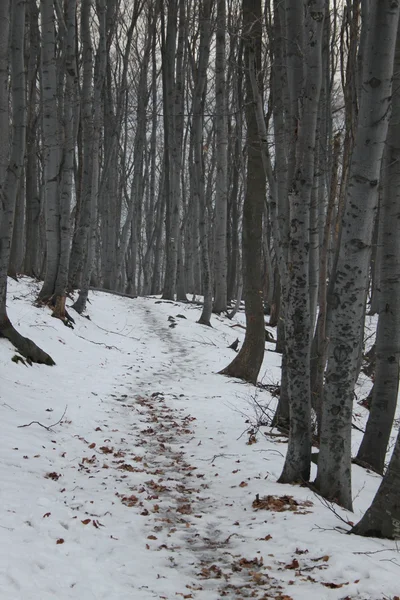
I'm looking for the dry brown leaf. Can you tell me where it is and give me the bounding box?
[147,535,157,540]
[285,559,300,570]
[239,481,248,488]
[45,472,61,481]
[43,512,51,518]
[121,495,139,507]
[177,504,192,514]
[81,518,91,525]
[117,463,135,472]
[321,582,348,589]
[56,538,64,544]
[88,443,96,449]
[252,494,313,513]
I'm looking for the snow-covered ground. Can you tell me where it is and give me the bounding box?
[0,277,398,600]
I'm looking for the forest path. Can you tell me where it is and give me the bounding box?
[2,280,393,600]
[109,298,295,599]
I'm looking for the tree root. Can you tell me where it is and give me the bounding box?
[37,295,75,328]
[50,295,75,328]
[0,316,55,365]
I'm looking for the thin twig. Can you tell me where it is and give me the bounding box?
[18,405,67,431]
[74,333,121,351]
[354,549,397,556]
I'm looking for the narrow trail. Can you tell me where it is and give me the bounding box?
[106,300,293,599]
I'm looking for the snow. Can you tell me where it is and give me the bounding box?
[0,276,399,600]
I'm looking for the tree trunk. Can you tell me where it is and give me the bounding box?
[355,29,400,473]
[351,427,400,538]
[38,0,62,302]
[0,0,54,365]
[278,0,325,485]
[219,0,265,384]
[23,0,41,277]
[191,0,213,326]
[213,0,228,314]
[161,0,179,300]
[315,0,399,510]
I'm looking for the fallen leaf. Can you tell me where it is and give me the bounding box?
[252,494,313,513]
[239,481,248,488]
[121,495,139,507]
[312,555,330,562]
[43,512,51,518]
[81,519,91,525]
[89,443,96,449]
[45,472,61,481]
[56,538,64,544]
[285,559,300,570]
[321,582,348,589]
[177,504,192,514]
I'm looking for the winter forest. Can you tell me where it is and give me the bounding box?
[1,0,400,593]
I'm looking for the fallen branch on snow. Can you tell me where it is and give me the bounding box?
[18,405,67,431]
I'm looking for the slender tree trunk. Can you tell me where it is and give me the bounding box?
[219,0,266,384]
[38,0,61,302]
[316,0,399,510]
[213,0,228,313]
[161,0,179,299]
[278,0,325,485]
[191,0,213,326]
[23,0,40,277]
[0,0,54,364]
[72,0,106,314]
[355,32,400,473]
[351,427,400,538]
[68,0,93,291]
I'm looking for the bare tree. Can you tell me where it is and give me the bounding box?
[0,0,54,364]
[355,22,400,475]
[219,0,266,384]
[213,0,228,313]
[315,0,399,510]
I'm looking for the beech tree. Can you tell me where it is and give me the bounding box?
[315,0,399,510]
[277,0,325,484]
[220,0,266,384]
[213,0,228,314]
[38,0,78,323]
[0,0,53,365]
[354,17,400,476]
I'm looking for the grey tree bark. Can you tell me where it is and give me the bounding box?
[0,0,54,365]
[23,0,40,277]
[191,0,213,326]
[315,0,399,510]
[38,0,62,302]
[351,427,400,538]
[278,0,325,484]
[355,30,400,474]
[161,0,179,300]
[213,0,228,314]
[219,0,266,384]
[72,0,107,314]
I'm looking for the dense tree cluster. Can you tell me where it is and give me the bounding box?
[1,0,400,538]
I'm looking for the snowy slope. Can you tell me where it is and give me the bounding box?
[0,277,398,600]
